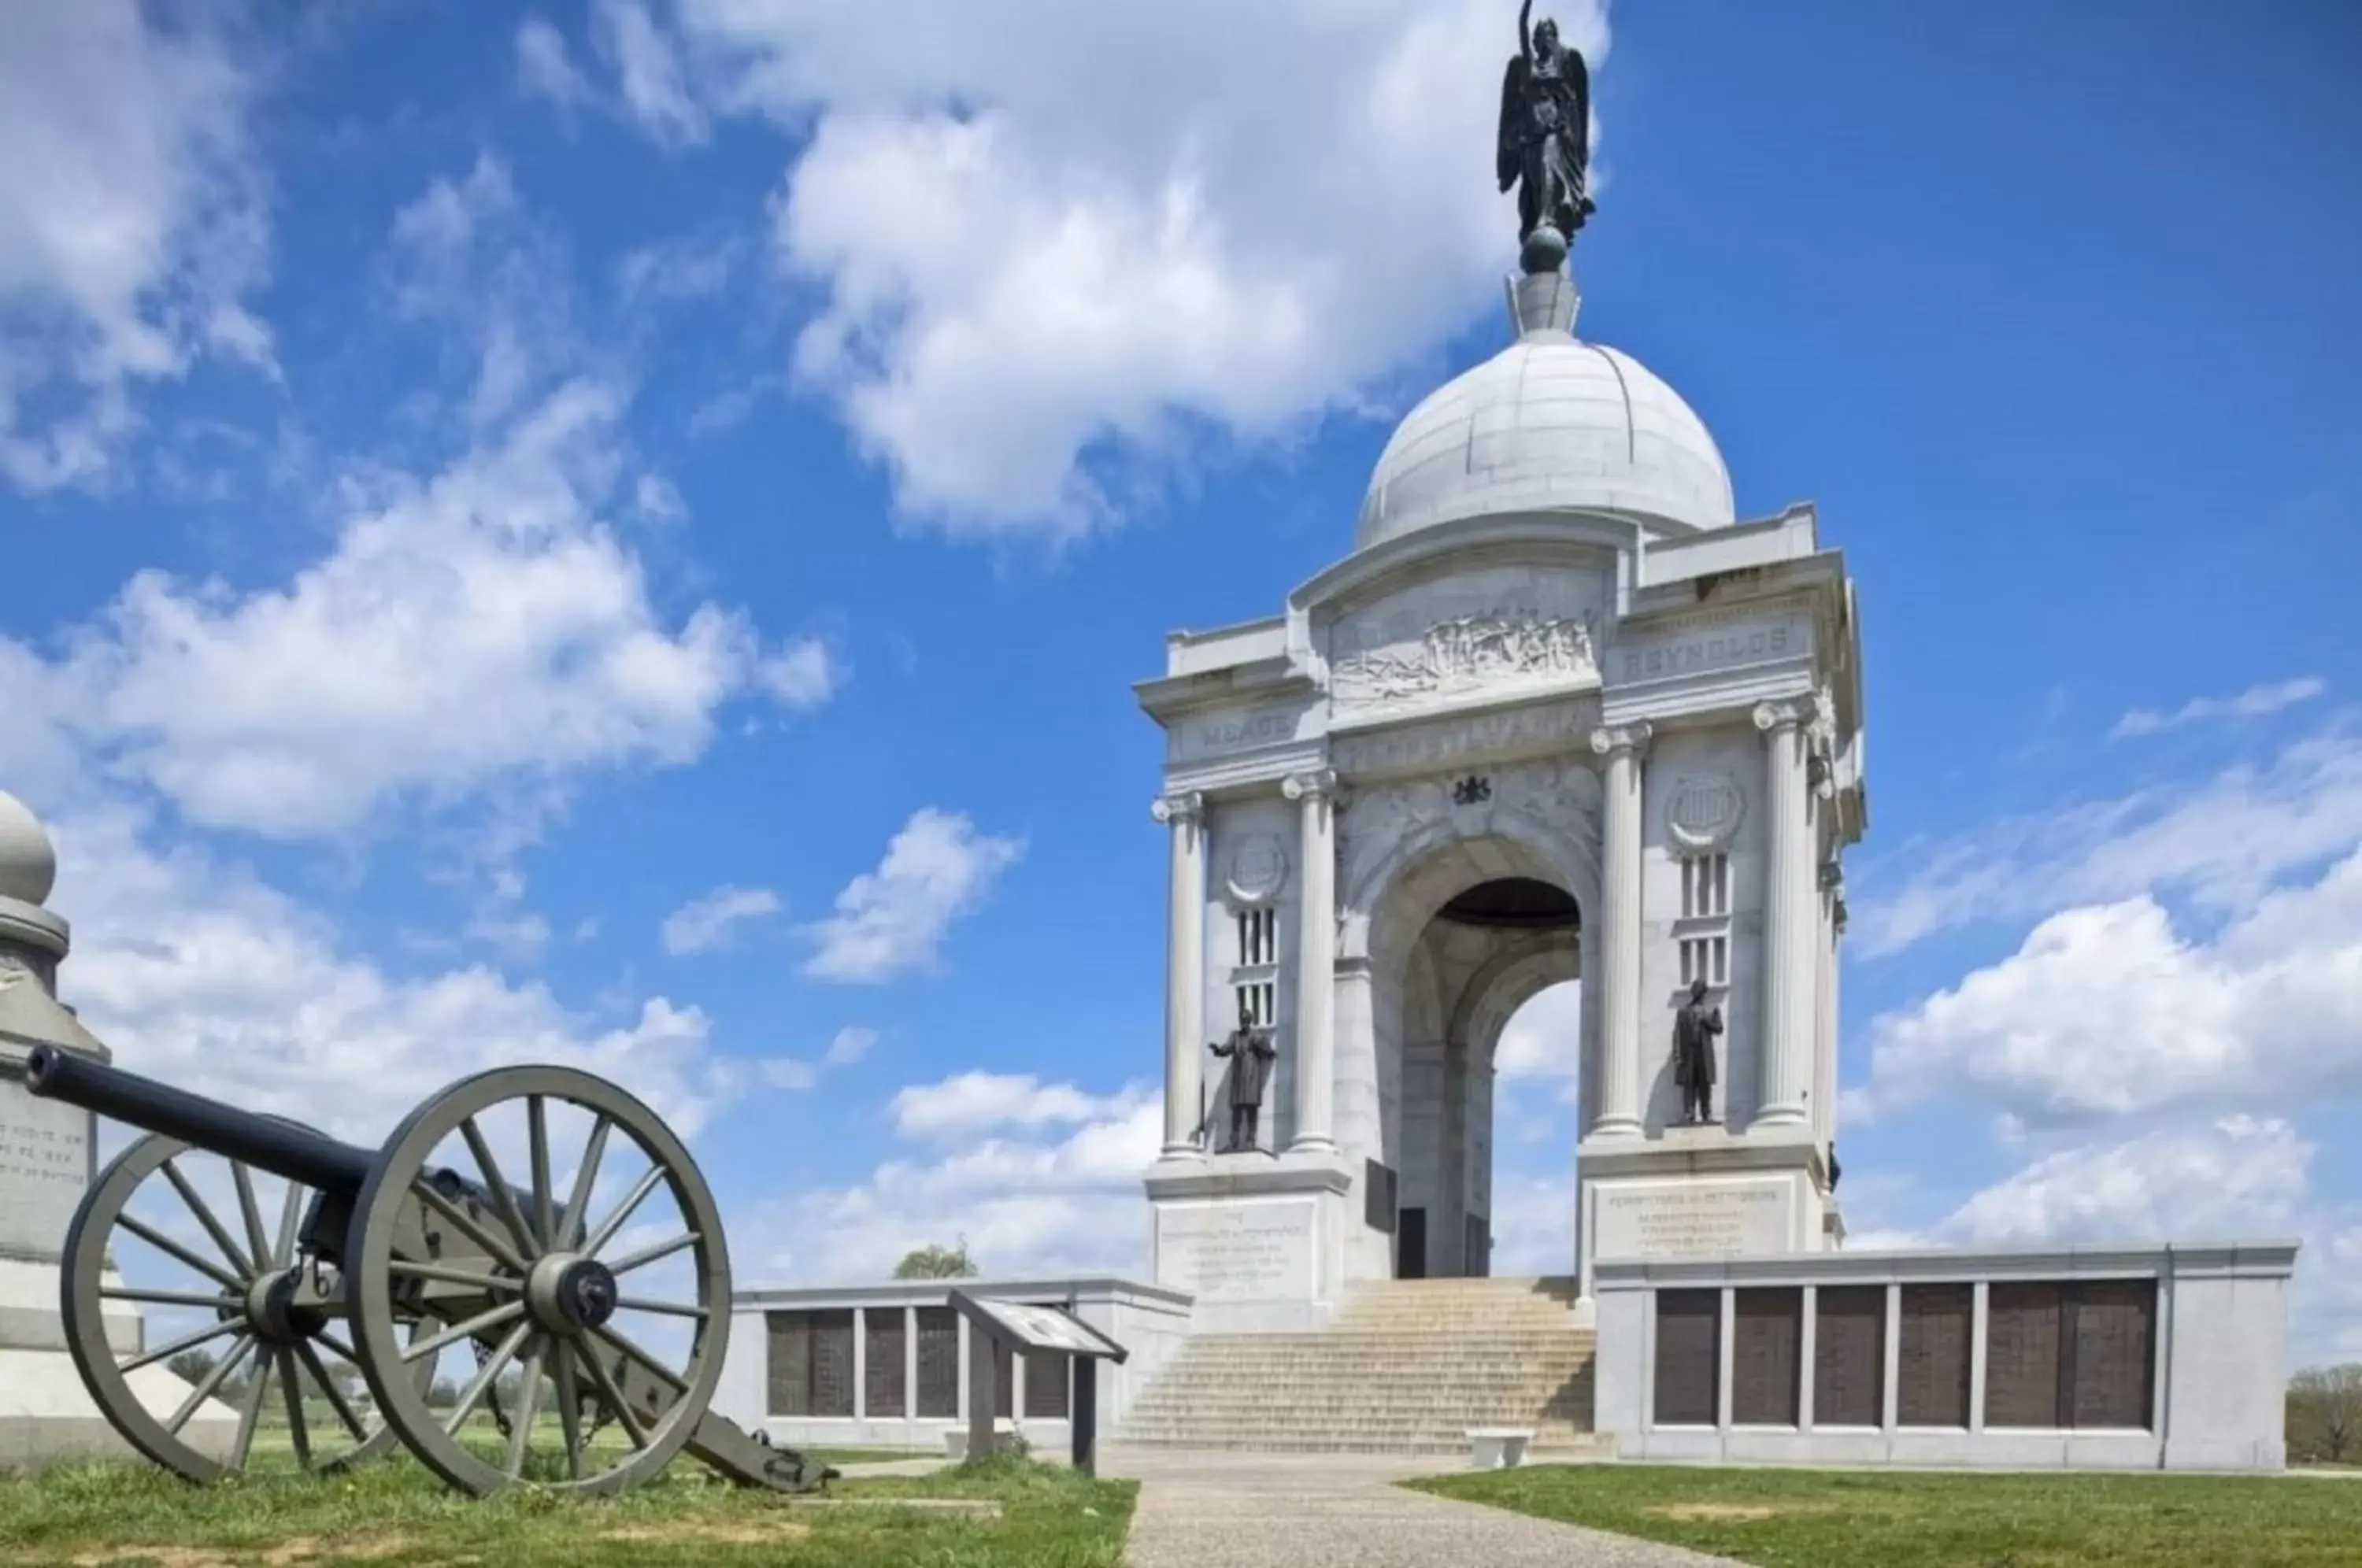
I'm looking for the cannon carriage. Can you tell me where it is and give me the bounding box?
[25,1046,828,1498]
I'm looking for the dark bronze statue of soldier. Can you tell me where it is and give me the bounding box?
[1673,977,1723,1124]
[1209,1000,1278,1153]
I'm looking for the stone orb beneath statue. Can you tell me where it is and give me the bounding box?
[1520,224,1569,275]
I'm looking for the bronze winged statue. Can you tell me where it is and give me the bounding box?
[1498,0,1594,272]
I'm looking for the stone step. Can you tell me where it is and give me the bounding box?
[1113,1275,1598,1455]
[1116,1430,1606,1452]
[1135,1374,1593,1395]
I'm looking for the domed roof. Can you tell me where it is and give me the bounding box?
[1356,277,1734,549]
[0,790,57,908]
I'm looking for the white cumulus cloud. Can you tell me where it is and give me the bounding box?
[661,884,784,954]
[1850,722,2362,958]
[665,0,1610,535]
[1849,845,2362,1127]
[0,1,272,488]
[2112,676,2326,740]
[43,804,786,1149]
[6,379,835,838]
[739,1069,1159,1284]
[801,807,1024,981]
[890,1071,1143,1141]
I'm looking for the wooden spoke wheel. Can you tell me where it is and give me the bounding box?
[61,1133,416,1484]
[343,1066,731,1496]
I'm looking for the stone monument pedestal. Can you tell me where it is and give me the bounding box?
[1,790,236,1473]
[1146,1150,1356,1334]
[1575,1126,1831,1303]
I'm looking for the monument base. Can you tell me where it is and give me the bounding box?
[1146,1149,1356,1334]
[1575,1130,1831,1301]
[0,1257,236,1474]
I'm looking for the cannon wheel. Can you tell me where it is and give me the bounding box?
[61,1133,417,1484]
[344,1066,731,1496]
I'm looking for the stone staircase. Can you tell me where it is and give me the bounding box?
[1116,1275,1605,1455]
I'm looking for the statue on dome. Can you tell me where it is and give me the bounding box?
[1498,0,1595,275]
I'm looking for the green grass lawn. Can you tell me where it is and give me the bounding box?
[1409,1463,2362,1567]
[0,1450,1133,1567]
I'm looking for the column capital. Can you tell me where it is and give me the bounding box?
[1281,768,1338,804]
[1752,693,1823,735]
[1586,720,1653,759]
[1150,790,1205,827]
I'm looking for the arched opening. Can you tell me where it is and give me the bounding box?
[1372,856,1583,1280]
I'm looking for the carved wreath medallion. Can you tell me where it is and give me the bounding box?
[1666,773,1745,849]
[1224,833,1291,906]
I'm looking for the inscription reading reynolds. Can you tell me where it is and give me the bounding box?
[1616,615,1806,684]
[0,1085,91,1259]
[1593,1181,1789,1262]
[1161,1204,1312,1300]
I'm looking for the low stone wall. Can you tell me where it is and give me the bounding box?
[715,1275,1193,1454]
[1592,1241,2297,1472]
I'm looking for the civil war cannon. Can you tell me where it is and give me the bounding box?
[24,1047,830,1498]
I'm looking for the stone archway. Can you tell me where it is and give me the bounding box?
[1345,828,1587,1281]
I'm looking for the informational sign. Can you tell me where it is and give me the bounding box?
[946,1293,1127,1363]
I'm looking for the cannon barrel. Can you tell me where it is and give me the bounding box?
[24,1044,379,1195]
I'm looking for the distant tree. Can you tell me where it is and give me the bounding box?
[167,1348,217,1385]
[2288,1363,2362,1465]
[893,1239,979,1280]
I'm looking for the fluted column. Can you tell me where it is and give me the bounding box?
[1752,699,1817,1128]
[1588,723,1650,1138]
[1283,769,1338,1155]
[1151,791,1207,1156]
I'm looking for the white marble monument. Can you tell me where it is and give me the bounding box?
[0,790,234,1470]
[1138,269,1865,1333]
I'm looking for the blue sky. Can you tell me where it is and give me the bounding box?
[4,2,2360,1365]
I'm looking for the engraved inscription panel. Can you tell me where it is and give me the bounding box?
[1158,1203,1314,1301]
[1170,704,1307,764]
[1593,1178,1792,1261]
[1612,611,1812,686]
[1329,699,1591,778]
[0,1083,91,1259]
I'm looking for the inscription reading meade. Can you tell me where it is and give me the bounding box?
[1178,707,1298,761]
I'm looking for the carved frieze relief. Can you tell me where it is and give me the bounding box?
[1330,612,1597,708]
[1325,564,1608,715]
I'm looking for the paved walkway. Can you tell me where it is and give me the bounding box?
[1103,1448,1742,1568]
